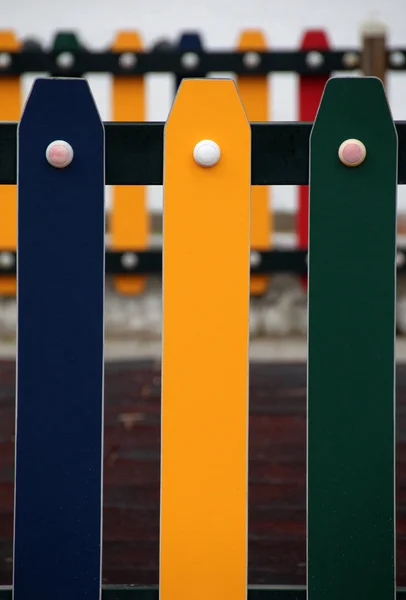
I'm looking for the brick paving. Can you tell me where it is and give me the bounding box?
[0,360,405,585]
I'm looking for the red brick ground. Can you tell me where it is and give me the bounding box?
[0,359,405,585]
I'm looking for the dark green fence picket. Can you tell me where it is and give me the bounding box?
[307,76,398,600]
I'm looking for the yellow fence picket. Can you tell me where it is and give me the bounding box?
[237,30,271,295]
[111,31,148,294]
[160,79,251,600]
[0,31,21,295]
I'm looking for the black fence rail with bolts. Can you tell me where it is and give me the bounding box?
[0,120,405,276]
[0,28,405,279]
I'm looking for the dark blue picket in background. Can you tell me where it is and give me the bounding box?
[175,32,206,90]
[14,78,105,600]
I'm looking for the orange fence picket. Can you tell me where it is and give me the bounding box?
[237,29,271,295]
[110,31,148,294]
[0,31,21,295]
[160,79,251,600]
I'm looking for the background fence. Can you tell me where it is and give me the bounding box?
[0,24,405,339]
[0,25,405,292]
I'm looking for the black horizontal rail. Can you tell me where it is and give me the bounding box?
[1,587,406,600]
[0,248,406,275]
[0,121,406,185]
[0,48,405,76]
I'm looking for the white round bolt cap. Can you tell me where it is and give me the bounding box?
[46,140,74,169]
[250,251,261,267]
[0,251,15,269]
[193,140,221,168]
[338,139,366,167]
[121,252,139,269]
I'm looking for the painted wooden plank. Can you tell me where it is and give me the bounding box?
[307,76,397,600]
[237,29,270,295]
[297,30,330,289]
[160,79,251,600]
[14,78,105,600]
[111,31,148,294]
[0,31,21,295]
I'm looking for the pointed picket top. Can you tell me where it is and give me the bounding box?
[310,75,396,149]
[300,28,330,50]
[237,28,267,48]
[51,30,83,51]
[112,29,143,50]
[15,77,104,600]
[178,31,203,51]
[166,77,249,143]
[308,76,397,600]
[161,78,250,600]
[19,77,103,133]
[0,29,20,50]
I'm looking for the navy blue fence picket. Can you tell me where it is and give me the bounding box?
[13,79,105,600]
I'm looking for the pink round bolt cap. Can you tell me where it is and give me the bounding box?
[338,139,366,167]
[45,140,74,169]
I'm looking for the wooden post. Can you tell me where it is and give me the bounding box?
[361,20,388,86]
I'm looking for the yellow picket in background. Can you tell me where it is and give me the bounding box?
[160,79,251,600]
[110,31,148,294]
[237,30,271,295]
[0,31,21,295]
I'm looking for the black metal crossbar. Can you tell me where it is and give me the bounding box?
[1,587,406,600]
[0,248,406,276]
[0,121,406,185]
[0,48,405,76]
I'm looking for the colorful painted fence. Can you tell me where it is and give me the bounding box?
[0,25,403,297]
[0,74,400,600]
